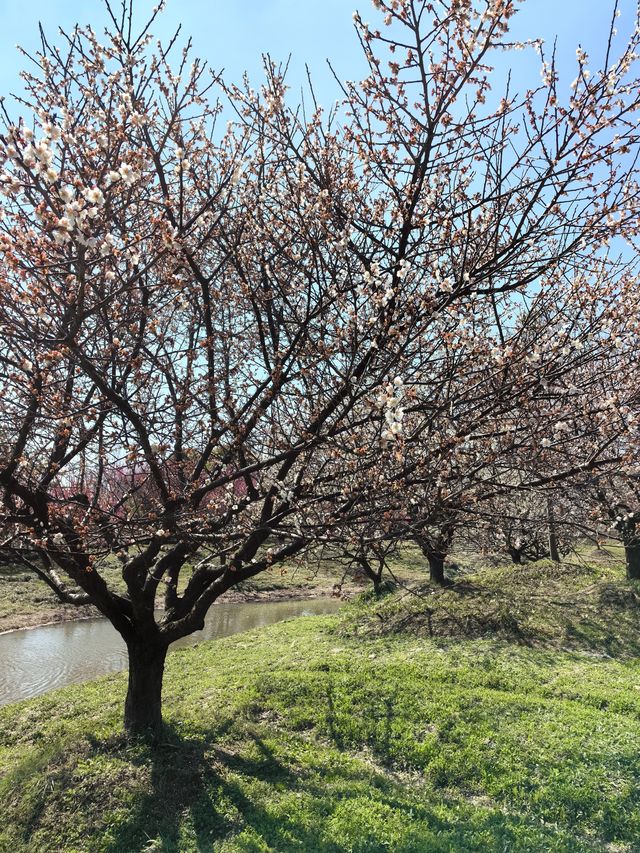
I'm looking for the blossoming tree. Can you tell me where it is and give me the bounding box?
[1,0,640,738]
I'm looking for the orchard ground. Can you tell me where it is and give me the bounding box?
[1,550,639,851]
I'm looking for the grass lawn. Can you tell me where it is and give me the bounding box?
[1,556,639,852]
[344,558,640,656]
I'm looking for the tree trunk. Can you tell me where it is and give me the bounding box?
[625,542,640,580]
[124,641,168,741]
[547,499,560,563]
[507,546,523,565]
[427,552,447,586]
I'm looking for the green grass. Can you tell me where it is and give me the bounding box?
[343,558,640,657]
[1,557,640,851]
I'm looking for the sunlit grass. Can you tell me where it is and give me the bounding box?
[1,557,639,851]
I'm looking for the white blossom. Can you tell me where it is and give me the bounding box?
[119,163,138,185]
[59,185,75,203]
[83,186,105,206]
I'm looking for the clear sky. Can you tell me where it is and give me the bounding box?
[0,1,634,115]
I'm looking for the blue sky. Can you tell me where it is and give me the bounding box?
[0,1,633,113]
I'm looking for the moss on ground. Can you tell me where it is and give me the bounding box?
[1,557,640,851]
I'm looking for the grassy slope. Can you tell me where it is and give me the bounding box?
[345,558,640,656]
[1,559,640,852]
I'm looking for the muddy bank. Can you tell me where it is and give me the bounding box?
[0,604,98,634]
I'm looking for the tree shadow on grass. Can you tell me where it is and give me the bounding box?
[98,720,323,853]
[93,717,595,853]
[4,707,626,852]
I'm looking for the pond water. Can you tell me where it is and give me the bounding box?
[0,597,342,706]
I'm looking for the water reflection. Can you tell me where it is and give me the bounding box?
[0,597,341,706]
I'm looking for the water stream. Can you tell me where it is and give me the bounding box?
[0,597,341,706]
